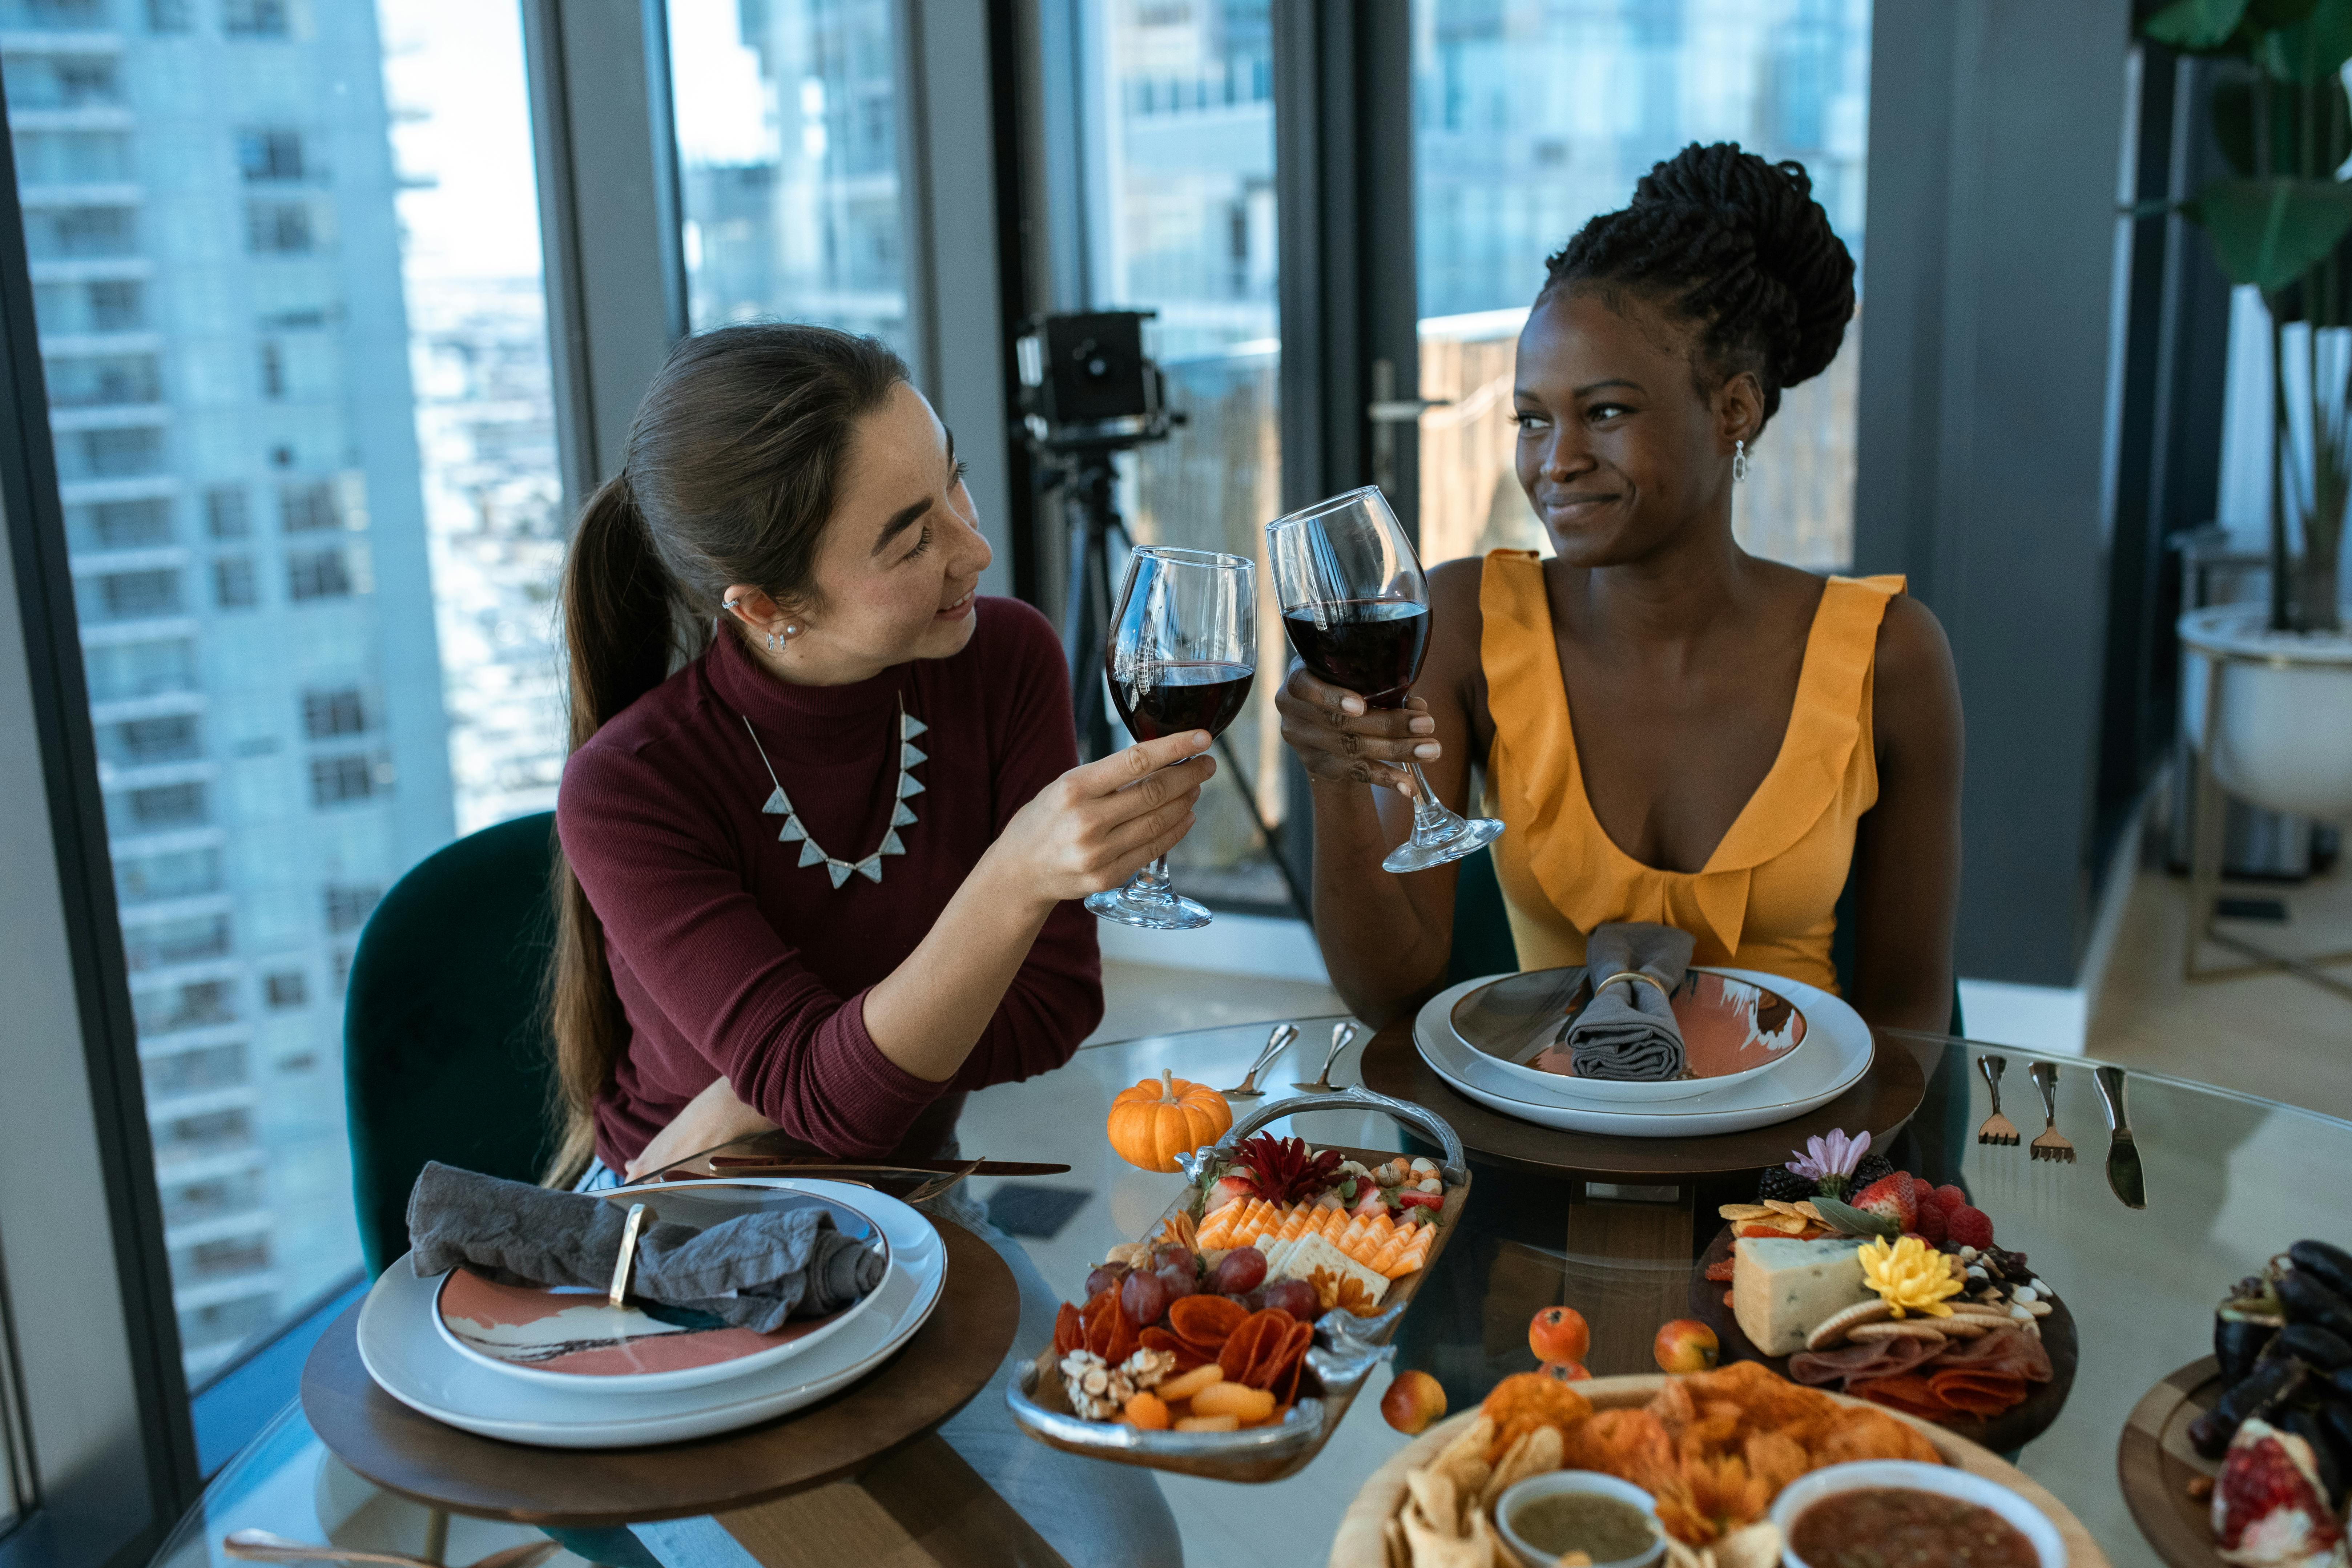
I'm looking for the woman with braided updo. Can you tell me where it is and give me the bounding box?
[1277,142,1962,1032]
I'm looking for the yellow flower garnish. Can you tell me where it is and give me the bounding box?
[1857,1235,1965,1318]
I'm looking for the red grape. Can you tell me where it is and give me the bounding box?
[1121,1267,1174,1327]
[1210,1246,1267,1295]
[1156,1263,1198,1300]
[1261,1279,1318,1320]
[1153,1245,1196,1275]
[1082,1264,1128,1301]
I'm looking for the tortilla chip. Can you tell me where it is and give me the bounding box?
[1483,1424,1565,1505]
[1742,1429,1810,1496]
[1401,1508,1490,1568]
[1405,1467,1462,1537]
[1716,1521,1784,1568]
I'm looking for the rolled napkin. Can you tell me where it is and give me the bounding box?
[1546,921,1694,1081]
[406,1161,883,1334]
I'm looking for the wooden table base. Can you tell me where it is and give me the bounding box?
[719,1433,1070,1568]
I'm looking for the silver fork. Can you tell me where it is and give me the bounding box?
[1976,1054,2020,1146]
[2027,1061,2075,1163]
[1294,1022,1359,1092]
[1219,1022,1298,1100]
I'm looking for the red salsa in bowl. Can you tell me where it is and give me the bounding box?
[1791,1487,2040,1568]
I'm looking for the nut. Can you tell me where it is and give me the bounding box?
[2024,1299,2052,1317]
[1120,1347,1177,1388]
[2011,1286,2038,1305]
[1417,1177,1443,1193]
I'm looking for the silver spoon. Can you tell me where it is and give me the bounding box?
[1218,1022,1298,1099]
[1294,1022,1359,1092]
[224,1529,559,1568]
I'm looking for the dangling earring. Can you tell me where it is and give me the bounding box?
[767,630,782,653]
[1733,439,1750,483]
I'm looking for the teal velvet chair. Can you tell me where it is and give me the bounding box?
[344,811,563,1277]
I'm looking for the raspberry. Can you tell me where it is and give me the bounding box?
[1907,1175,1935,1209]
[1946,1204,1995,1250]
[1913,1201,1949,1245]
[1930,1184,1968,1215]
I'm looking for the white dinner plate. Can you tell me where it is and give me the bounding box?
[1414,968,1873,1137]
[359,1179,946,1447]
[1449,964,1808,1104]
[432,1184,892,1396]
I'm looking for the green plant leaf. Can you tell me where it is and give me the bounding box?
[2183,177,2352,289]
[1811,1197,1900,1240]
[2260,0,2352,78]
[2145,0,2256,48]
[2250,0,2324,25]
[2212,73,2352,177]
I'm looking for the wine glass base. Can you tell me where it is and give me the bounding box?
[1084,885,1214,931]
[1381,813,1506,874]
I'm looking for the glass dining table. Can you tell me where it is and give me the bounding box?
[152,1015,2352,1568]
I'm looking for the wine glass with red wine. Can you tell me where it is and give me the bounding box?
[1086,545,1256,930]
[1266,485,1504,874]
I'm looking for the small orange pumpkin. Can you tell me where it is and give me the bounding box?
[1107,1069,1233,1173]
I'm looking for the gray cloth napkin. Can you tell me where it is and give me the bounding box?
[406,1161,883,1334]
[1554,922,1694,1081]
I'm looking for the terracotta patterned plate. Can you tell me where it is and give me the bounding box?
[1449,964,1809,1104]
[432,1183,888,1396]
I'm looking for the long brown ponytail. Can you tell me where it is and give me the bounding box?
[544,323,910,1182]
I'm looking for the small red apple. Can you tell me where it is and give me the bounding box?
[1527,1305,1591,1366]
[1541,1359,1592,1383]
[1381,1369,1447,1434]
[1652,1318,1720,1374]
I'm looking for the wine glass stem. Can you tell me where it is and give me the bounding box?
[1132,855,1173,896]
[1404,762,1461,827]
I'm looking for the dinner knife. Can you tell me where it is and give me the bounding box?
[701,1155,1072,1177]
[2093,1064,2147,1210]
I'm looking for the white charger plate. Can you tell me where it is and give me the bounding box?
[431,1184,892,1396]
[1414,968,1873,1137]
[1449,965,1808,1104]
[359,1179,945,1447]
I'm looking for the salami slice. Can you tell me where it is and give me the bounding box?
[1929,1325,2051,1382]
[1788,1335,1944,1388]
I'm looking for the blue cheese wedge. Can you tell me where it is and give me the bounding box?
[1261,1233,1390,1308]
[1731,1236,1873,1356]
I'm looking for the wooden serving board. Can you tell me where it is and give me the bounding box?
[1017,1142,1470,1483]
[2118,1356,2226,1568]
[1687,1225,2078,1455]
[1326,1375,2111,1568]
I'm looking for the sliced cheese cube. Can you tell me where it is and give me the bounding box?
[1730,1237,1872,1357]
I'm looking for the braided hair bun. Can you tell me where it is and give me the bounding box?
[1544,142,1855,424]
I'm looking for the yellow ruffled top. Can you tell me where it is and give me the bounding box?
[1479,550,1905,995]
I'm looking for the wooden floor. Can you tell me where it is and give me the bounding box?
[2087,856,2352,1122]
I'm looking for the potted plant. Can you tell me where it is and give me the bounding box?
[2141,0,2352,821]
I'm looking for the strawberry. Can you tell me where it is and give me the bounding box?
[1930,1184,1969,1215]
[1913,1200,1950,1246]
[1397,1189,1443,1213]
[1352,1187,1389,1220]
[1207,1173,1255,1213]
[1946,1204,1995,1250]
[1851,1173,1918,1232]
[2214,1419,2343,1557]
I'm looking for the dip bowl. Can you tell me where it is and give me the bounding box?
[1493,1471,1665,1568]
[1770,1460,2067,1568]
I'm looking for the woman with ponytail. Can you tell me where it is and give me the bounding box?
[549,323,1188,1565]
[1277,143,1964,1032]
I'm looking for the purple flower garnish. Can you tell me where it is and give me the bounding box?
[1785,1128,1870,1182]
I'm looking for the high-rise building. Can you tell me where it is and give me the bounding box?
[7,0,451,1379]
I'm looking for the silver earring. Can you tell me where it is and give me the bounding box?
[767,630,781,653]
[1733,440,1749,483]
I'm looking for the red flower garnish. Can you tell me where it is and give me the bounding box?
[1229,1133,1342,1205]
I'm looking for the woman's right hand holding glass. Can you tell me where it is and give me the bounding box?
[989,730,1217,907]
[1274,665,1441,797]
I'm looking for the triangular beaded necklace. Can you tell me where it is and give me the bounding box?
[737,696,928,888]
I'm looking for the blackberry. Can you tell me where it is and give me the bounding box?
[1757,1167,1817,1204]
[1853,1151,1894,1186]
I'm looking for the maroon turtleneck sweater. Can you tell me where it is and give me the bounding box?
[556,597,1102,1168]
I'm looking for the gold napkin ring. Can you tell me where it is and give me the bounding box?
[609,1201,651,1309]
[1595,968,1670,1001]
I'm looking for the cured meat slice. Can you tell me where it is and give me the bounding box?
[1926,1370,2029,1416]
[1788,1335,1944,1387]
[1929,1325,2052,1382]
[1848,1372,1949,1420]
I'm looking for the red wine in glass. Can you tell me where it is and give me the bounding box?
[1278,601,1428,711]
[1110,661,1255,742]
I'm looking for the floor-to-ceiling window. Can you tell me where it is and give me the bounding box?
[1059,0,1291,910]
[1410,0,1870,571]
[5,0,558,1391]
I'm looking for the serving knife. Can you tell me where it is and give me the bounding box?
[2093,1064,2147,1210]
[700,1155,1072,1177]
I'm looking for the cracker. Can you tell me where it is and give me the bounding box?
[1805,1299,1894,1350]
[1718,1204,1773,1221]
